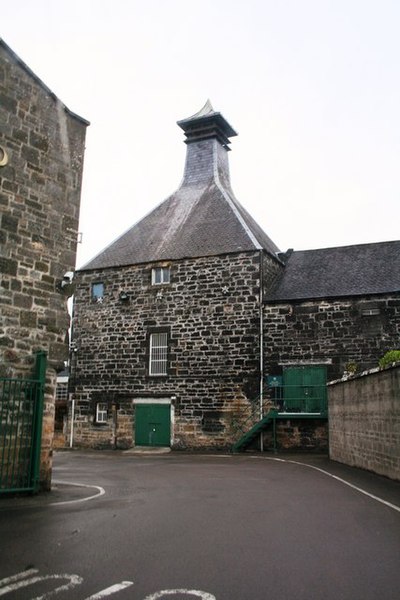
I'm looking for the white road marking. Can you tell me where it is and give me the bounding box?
[50,480,105,506]
[84,581,134,598]
[257,456,400,513]
[0,569,39,586]
[1,572,213,599]
[0,573,82,598]
[143,590,216,599]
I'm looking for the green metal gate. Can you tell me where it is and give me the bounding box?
[135,404,171,447]
[0,351,47,494]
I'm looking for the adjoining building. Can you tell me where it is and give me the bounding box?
[69,101,400,453]
[0,39,88,489]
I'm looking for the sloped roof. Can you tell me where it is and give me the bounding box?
[266,241,400,301]
[82,181,280,270]
[81,102,280,271]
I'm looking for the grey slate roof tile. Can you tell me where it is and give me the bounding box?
[81,103,280,271]
[81,181,280,270]
[267,241,400,301]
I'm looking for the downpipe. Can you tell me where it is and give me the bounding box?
[259,250,264,452]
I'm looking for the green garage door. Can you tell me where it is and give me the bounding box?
[283,366,327,413]
[135,404,171,447]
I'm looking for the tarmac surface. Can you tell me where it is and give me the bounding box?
[0,450,399,600]
[2,448,399,510]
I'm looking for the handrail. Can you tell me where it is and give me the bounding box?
[230,395,275,437]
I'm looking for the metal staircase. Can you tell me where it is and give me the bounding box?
[232,408,278,453]
[229,393,278,453]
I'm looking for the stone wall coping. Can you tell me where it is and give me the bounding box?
[328,361,400,386]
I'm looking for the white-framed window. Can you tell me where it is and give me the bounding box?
[151,266,170,285]
[92,282,104,302]
[361,308,380,316]
[149,332,168,375]
[96,402,108,423]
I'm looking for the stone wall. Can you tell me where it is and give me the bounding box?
[260,418,328,452]
[264,296,400,381]
[71,250,280,449]
[328,365,400,480]
[0,41,88,488]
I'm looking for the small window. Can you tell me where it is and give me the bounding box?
[151,267,170,285]
[96,402,108,423]
[149,332,168,375]
[92,282,104,302]
[361,308,380,316]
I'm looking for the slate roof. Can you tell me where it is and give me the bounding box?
[266,241,400,301]
[81,182,280,270]
[81,103,280,271]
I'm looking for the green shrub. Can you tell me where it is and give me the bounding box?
[344,361,358,375]
[378,350,400,368]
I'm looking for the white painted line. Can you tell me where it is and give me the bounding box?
[50,480,105,506]
[0,569,38,587]
[256,456,400,513]
[143,590,216,600]
[0,573,82,598]
[84,581,134,598]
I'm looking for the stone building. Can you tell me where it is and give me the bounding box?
[262,241,400,450]
[0,39,88,487]
[70,101,400,452]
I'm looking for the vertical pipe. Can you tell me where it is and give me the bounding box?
[31,351,47,492]
[259,250,264,452]
[69,394,75,448]
[111,402,117,449]
[68,299,76,449]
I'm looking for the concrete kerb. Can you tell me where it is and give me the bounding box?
[123,446,171,455]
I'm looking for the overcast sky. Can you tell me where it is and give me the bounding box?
[3,0,400,267]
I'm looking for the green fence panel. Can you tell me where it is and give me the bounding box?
[0,351,47,494]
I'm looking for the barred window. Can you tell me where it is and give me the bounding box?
[149,332,168,375]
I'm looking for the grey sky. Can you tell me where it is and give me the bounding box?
[3,0,399,267]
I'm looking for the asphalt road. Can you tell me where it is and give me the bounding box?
[0,451,399,600]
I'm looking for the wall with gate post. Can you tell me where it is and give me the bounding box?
[328,364,400,481]
[0,40,88,490]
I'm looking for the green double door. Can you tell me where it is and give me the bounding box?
[135,404,171,447]
[283,366,327,413]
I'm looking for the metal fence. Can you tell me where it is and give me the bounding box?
[0,351,47,494]
[267,384,327,414]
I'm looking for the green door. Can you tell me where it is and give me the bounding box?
[283,366,327,413]
[135,404,171,446]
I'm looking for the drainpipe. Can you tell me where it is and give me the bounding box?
[69,393,75,448]
[259,250,264,452]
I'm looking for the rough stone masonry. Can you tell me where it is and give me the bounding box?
[0,39,88,488]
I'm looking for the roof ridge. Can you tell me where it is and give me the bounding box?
[212,141,262,251]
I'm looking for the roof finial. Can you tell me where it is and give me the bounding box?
[177,101,237,148]
[194,99,215,118]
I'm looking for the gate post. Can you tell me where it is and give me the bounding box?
[31,351,47,492]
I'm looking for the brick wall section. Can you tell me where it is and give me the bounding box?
[72,250,280,449]
[328,365,400,481]
[0,43,87,488]
[264,296,400,381]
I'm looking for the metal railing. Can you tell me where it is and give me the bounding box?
[229,396,275,439]
[267,383,327,415]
